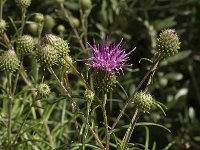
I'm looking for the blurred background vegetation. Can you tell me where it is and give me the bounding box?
[1,0,200,149]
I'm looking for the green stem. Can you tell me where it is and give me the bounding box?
[20,8,26,36]
[101,93,109,150]
[110,56,161,133]
[48,67,104,149]
[0,0,4,20]
[121,109,139,150]
[7,73,13,150]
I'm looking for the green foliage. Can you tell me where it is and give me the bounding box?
[0,0,200,150]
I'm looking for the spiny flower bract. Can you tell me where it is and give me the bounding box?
[87,39,135,74]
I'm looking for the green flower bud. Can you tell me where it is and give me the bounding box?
[16,35,35,55]
[44,15,56,31]
[133,92,154,114]
[35,13,44,23]
[0,50,20,72]
[37,83,50,97]
[93,70,117,93]
[156,29,180,58]
[70,16,80,28]
[57,25,66,34]
[0,19,7,32]
[16,0,31,9]
[28,23,38,35]
[44,34,70,58]
[36,44,58,67]
[80,0,92,9]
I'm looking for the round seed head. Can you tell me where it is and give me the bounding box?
[0,50,20,73]
[16,35,35,55]
[133,92,154,114]
[16,0,31,9]
[36,44,58,67]
[37,83,50,97]
[156,29,180,58]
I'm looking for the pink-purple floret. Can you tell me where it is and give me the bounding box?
[87,39,135,74]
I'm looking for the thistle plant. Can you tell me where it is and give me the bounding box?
[87,39,135,92]
[1,1,192,150]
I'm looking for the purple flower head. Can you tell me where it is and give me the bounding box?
[87,39,135,74]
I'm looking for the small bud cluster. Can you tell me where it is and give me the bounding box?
[44,34,70,58]
[156,29,180,58]
[133,92,154,114]
[0,50,20,72]
[37,83,51,97]
[35,34,72,69]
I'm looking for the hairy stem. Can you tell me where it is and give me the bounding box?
[101,93,109,150]
[7,73,13,150]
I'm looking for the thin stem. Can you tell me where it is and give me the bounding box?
[60,3,87,54]
[7,73,13,150]
[101,93,109,150]
[20,8,26,36]
[1,32,14,50]
[0,0,4,20]
[110,56,161,133]
[121,109,139,150]
[48,67,71,97]
[12,105,32,146]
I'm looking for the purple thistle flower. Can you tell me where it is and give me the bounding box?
[87,39,135,74]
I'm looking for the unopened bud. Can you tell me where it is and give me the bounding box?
[156,29,180,58]
[0,50,20,72]
[133,92,154,114]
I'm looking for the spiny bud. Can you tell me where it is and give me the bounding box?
[133,92,154,114]
[44,34,70,58]
[84,89,94,103]
[57,55,72,70]
[0,50,20,72]
[37,83,50,97]
[36,44,58,67]
[16,35,35,55]
[0,19,7,32]
[35,13,44,23]
[16,0,31,9]
[156,29,180,58]
[93,70,117,93]
[80,0,92,9]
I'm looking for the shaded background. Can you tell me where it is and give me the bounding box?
[1,0,200,149]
